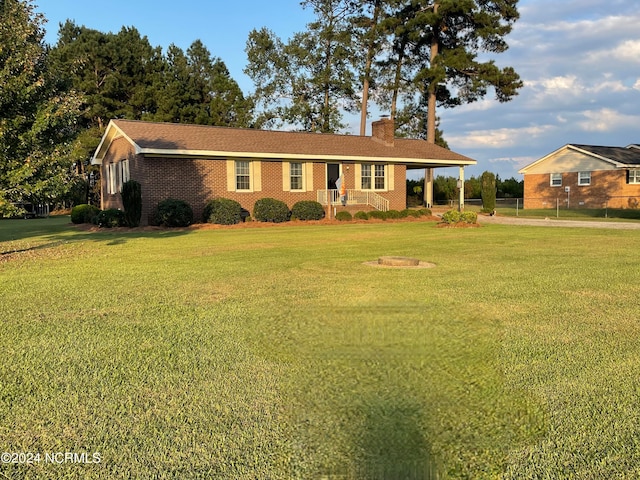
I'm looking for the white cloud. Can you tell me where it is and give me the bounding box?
[577,108,640,132]
[611,39,640,63]
[447,125,554,149]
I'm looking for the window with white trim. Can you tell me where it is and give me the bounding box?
[578,171,591,186]
[374,165,385,189]
[290,162,303,190]
[106,159,130,194]
[550,173,562,187]
[629,169,640,184]
[236,161,250,190]
[361,164,386,190]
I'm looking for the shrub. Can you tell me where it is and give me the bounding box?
[403,209,422,218]
[418,208,432,217]
[95,208,125,228]
[354,211,369,220]
[335,211,352,221]
[154,199,193,227]
[203,198,243,225]
[461,211,478,224]
[441,210,462,224]
[253,198,290,223]
[368,210,387,220]
[71,204,99,224]
[385,209,402,219]
[481,171,497,213]
[122,180,142,227]
[291,201,325,221]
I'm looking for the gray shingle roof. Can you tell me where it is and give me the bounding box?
[571,144,640,166]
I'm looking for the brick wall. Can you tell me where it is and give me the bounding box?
[101,148,409,224]
[524,170,640,209]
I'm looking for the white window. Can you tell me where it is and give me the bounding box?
[361,164,386,190]
[361,164,372,190]
[629,169,640,184]
[290,162,303,190]
[236,161,250,191]
[578,171,591,186]
[550,173,562,187]
[120,159,130,187]
[106,159,130,194]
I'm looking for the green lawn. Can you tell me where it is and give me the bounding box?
[1,217,640,478]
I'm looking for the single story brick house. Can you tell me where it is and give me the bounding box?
[91,118,476,224]
[519,144,640,209]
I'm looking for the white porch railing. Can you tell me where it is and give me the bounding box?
[317,189,389,211]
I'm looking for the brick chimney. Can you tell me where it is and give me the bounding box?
[371,117,394,146]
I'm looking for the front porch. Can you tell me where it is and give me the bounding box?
[317,189,390,212]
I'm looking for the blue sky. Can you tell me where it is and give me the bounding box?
[35,0,640,180]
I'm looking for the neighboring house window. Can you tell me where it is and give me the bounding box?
[550,173,562,187]
[629,169,640,184]
[578,171,591,186]
[361,164,386,190]
[236,161,250,190]
[290,162,303,190]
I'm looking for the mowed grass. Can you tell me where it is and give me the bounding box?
[1,217,640,478]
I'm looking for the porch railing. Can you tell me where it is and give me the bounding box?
[317,189,389,212]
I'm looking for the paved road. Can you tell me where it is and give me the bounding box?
[476,215,640,230]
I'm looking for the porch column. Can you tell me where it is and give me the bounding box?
[458,166,465,211]
[423,168,433,208]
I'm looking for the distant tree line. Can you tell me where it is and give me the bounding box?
[1,0,522,216]
[407,173,524,205]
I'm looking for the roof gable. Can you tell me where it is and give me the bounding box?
[519,143,640,174]
[92,119,475,168]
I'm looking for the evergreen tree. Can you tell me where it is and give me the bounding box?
[245,0,359,133]
[0,0,82,216]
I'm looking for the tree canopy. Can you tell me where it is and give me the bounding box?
[0,0,82,216]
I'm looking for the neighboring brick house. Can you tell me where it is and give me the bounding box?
[519,144,640,209]
[91,118,476,224]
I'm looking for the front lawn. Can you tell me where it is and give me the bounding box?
[1,217,639,478]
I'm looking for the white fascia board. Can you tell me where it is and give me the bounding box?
[91,121,141,165]
[137,148,476,167]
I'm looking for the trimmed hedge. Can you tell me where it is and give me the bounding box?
[335,211,352,221]
[254,198,290,223]
[441,210,478,224]
[291,201,324,221]
[203,198,243,225]
[154,199,193,227]
[385,209,402,219]
[71,204,99,224]
[95,208,125,228]
[354,211,369,220]
[368,210,387,220]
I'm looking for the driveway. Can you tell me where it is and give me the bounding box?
[476,214,640,230]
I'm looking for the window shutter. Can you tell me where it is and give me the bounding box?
[355,164,362,190]
[388,164,394,191]
[253,161,262,192]
[226,160,235,191]
[305,162,314,192]
[282,162,290,192]
[627,169,630,184]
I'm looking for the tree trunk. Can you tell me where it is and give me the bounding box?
[360,0,381,136]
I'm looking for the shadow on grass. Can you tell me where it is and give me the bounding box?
[355,395,438,480]
[0,216,191,250]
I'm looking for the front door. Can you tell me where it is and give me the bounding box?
[327,163,340,190]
